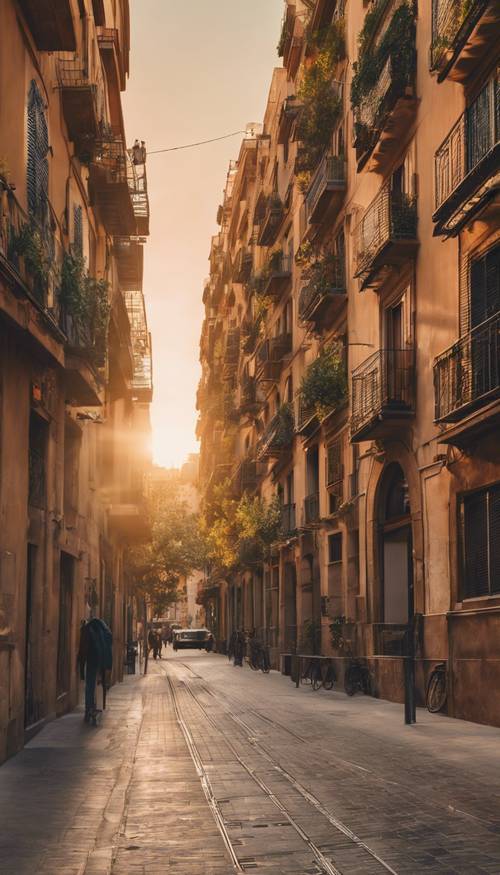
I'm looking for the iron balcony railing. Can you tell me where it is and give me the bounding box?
[234,247,253,282]
[298,255,346,323]
[57,55,106,121]
[305,154,346,222]
[433,310,500,421]
[257,333,293,366]
[430,0,490,71]
[296,394,318,434]
[257,194,285,246]
[351,348,415,436]
[356,56,393,130]
[0,183,63,314]
[434,76,499,221]
[256,404,294,460]
[354,182,417,282]
[223,329,240,365]
[303,492,320,525]
[280,503,296,536]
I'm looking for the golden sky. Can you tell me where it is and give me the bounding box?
[123,0,283,468]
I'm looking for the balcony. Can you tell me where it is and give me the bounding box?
[303,493,320,526]
[18,0,76,51]
[431,0,499,84]
[234,247,253,283]
[354,183,418,290]
[232,459,264,496]
[433,78,500,237]
[57,58,104,159]
[353,56,418,173]
[257,195,285,247]
[0,184,63,314]
[351,348,415,442]
[114,238,144,289]
[97,28,126,90]
[239,376,263,416]
[128,159,150,237]
[278,96,302,146]
[256,404,294,461]
[89,138,136,236]
[256,334,292,383]
[280,503,297,537]
[298,254,346,329]
[295,394,318,439]
[124,289,153,403]
[262,251,293,300]
[223,328,240,379]
[433,311,500,446]
[351,2,416,171]
[305,155,346,227]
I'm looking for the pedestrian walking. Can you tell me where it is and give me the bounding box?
[148,628,160,659]
[78,618,113,724]
[233,630,245,667]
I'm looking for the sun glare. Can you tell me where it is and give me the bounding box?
[152,421,199,470]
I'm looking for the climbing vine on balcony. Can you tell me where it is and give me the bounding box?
[350,2,416,138]
[60,251,110,363]
[300,343,347,420]
[9,222,50,294]
[295,19,345,175]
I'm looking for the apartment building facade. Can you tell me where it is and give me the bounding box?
[197,0,500,726]
[0,0,153,762]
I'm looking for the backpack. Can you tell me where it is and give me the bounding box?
[87,619,113,670]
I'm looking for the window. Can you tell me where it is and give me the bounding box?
[27,81,49,222]
[328,533,342,564]
[460,483,500,599]
[326,436,344,512]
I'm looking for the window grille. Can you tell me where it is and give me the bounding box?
[73,205,83,257]
[27,80,49,222]
[460,483,500,599]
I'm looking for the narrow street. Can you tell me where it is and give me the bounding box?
[1,655,500,875]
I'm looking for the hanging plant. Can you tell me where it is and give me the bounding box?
[301,343,347,420]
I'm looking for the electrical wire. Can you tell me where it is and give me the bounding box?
[148,130,249,155]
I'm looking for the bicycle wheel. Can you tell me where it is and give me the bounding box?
[426,668,447,713]
[344,665,358,696]
[301,659,312,684]
[260,649,271,673]
[323,664,336,691]
[311,662,322,691]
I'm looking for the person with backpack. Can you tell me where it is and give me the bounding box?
[78,618,113,723]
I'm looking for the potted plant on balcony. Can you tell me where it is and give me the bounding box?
[9,221,50,299]
[60,250,110,364]
[301,343,347,421]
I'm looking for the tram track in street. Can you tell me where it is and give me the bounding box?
[163,659,399,875]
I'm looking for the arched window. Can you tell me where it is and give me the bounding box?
[27,81,49,222]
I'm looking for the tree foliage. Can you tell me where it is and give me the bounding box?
[127,477,206,616]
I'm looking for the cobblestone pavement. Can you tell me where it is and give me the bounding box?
[1,653,500,875]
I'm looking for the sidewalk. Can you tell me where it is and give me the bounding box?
[1,655,500,874]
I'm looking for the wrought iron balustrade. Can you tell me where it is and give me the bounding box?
[433,311,500,421]
[351,348,415,438]
[431,0,491,71]
[256,404,294,459]
[0,184,63,313]
[305,154,346,224]
[298,255,345,323]
[354,182,417,285]
[434,77,499,227]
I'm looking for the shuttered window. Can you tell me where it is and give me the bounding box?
[470,243,500,329]
[460,483,500,599]
[73,205,83,256]
[27,80,49,222]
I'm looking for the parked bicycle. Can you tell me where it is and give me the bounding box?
[344,658,371,696]
[426,661,447,713]
[300,657,336,690]
[247,634,271,673]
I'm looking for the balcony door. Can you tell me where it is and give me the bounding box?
[469,244,500,403]
[384,296,412,408]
